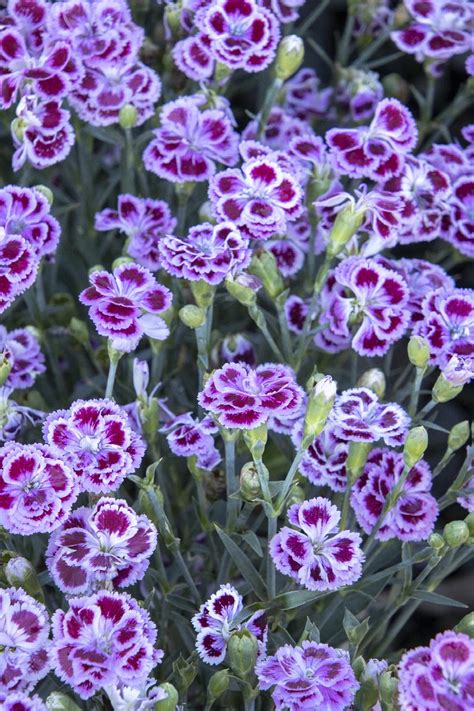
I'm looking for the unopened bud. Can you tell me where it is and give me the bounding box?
[465,512,474,537]
[227,629,258,679]
[403,426,428,468]
[132,358,150,399]
[191,279,215,308]
[240,462,262,501]
[407,335,430,369]
[0,352,12,386]
[379,671,398,704]
[207,669,230,704]
[225,273,260,307]
[155,683,179,711]
[89,264,104,275]
[455,612,474,638]
[275,35,305,81]
[198,200,215,223]
[243,423,268,460]
[34,184,54,206]
[326,205,364,257]
[288,484,306,506]
[347,441,371,481]
[356,368,386,398]
[448,420,470,452]
[165,3,181,34]
[428,532,445,550]
[248,251,284,299]
[5,556,44,601]
[444,520,470,548]
[303,375,337,444]
[179,305,206,329]
[11,117,26,141]
[68,317,89,346]
[112,256,134,270]
[46,693,82,711]
[119,103,138,129]
[433,373,463,403]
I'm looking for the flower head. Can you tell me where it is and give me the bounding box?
[161,412,222,470]
[0,386,44,442]
[0,326,45,389]
[291,421,349,492]
[220,333,256,366]
[1,693,47,711]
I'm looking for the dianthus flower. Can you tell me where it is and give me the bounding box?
[43,398,145,493]
[398,630,474,710]
[1,693,47,711]
[285,295,309,334]
[315,257,410,357]
[95,194,176,272]
[104,680,168,711]
[159,222,250,285]
[0,587,51,694]
[220,333,256,366]
[192,584,267,665]
[446,174,474,257]
[143,97,238,183]
[291,421,349,492]
[392,1,472,69]
[0,442,77,534]
[198,362,304,429]
[0,325,45,389]
[442,354,474,386]
[330,387,410,446]
[413,288,474,367]
[326,98,417,180]
[0,386,43,442]
[209,154,303,240]
[242,107,309,152]
[161,412,222,471]
[352,449,438,541]
[283,68,334,123]
[172,33,215,82]
[335,67,384,121]
[261,0,306,23]
[270,498,364,591]
[47,497,157,594]
[51,590,163,699]
[79,262,172,352]
[256,641,359,711]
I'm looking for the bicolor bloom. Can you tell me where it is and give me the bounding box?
[447,175,474,257]
[198,362,304,429]
[326,98,417,180]
[79,262,172,352]
[0,325,45,389]
[104,680,168,711]
[261,0,306,24]
[172,33,214,82]
[330,387,410,446]
[256,641,359,711]
[143,97,238,183]
[413,288,474,367]
[161,412,222,471]
[220,333,256,366]
[1,693,47,711]
[442,354,474,386]
[0,442,77,535]
[159,222,250,285]
[95,194,176,272]
[0,587,51,694]
[242,108,309,152]
[284,68,334,123]
[0,386,44,442]
[51,591,163,699]
[43,398,145,493]
[47,497,157,594]
[285,295,309,334]
[209,154,303,240]
[352,449,438,541]
[291,421,349,492]
[398,630,474,710]
[335,67,384,121]
[192,584,267,665]
[270,498,364,591]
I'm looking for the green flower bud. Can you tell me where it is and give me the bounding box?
[347,441,371,481]
[248,250,284,299]
[46,692,82,711]
[275,35,305,81]
[444,520,470,548]
[155,683,179,711]
[190,279,215,308]
[89,264,104,275]
[0,351,12,386]
[288,484,306,506]
[403,426,428,468]
[240,462,262,501]
[165,3,181,34]
[327,205,365,258]
[112,256,135,270]
[465,512,474,537]
[454,612,474,638]
[428,532,445,550]
[11,117,26,141]
[303,375,337,445]
[407,335,430,369]
[119,103,137,129]
[432,373,463,403]
[198,200,215,223]
[448,420,470,452]
[207,669,230,704]
[243,422,268,460]
[5,556,44,601]
[179,305,206,329]
[34,184,54,206]
[68,317,89,346]
[356,368,386,398]
[379,671,398,704]
[225,274,260,307]
[227,629,258,679]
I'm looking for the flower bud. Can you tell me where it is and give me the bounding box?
[403,426,428,469]
[155,683,179,711]
[407,335,430,369]
[198,200,215,223]
[225,273,260,307]
[448,420,470,452]
[119,103,138,129]
[248,250,284,299]
[275,35,305,81]
[288,484,306,506]
[432,373,463,403]
[132,358,149,399]
[326,205,364,257]
[112,256,135,270]
[303,375,337,445]
[179,304,206,329]
[164,3,181,34]
[428,532,445,550]
[34,184,54,206]
[190,279,215,308]
[5,556,44,601]
[444,520,470,548]
[465,512,474,537]
[243,422,268,460]
[0,351,12,386]
[89,264,105,275]
[207,669,230,704]
[356,368,386,398]
[240,462,262,501]
[379,671,398,704]
[68,317,89,346]
[227,629,258,679]
[11,117,26,141]
[46,693,82,711]
[347,441,371,481]
[454,612,474,638]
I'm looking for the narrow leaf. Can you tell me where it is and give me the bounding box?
[412,590,468,608]
[215,526,267,600]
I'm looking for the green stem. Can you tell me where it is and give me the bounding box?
[170,542,201,606]
[276,294,294,366]
[417,399,437,421]
[248,304,285,362]
[122,128,136,194]
[225,437,239,530]
[195,306,212,391]
[409,367,426,417]
[257,77,283,139]
[298,0,330,34]
[105,357,119,400]
[295,255,332,371]
[275,448,306,513]
[267,515,277,598]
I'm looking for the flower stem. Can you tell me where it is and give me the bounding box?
[408,367,425,417]
[224,436,239,530]
[267,515,277,598]
[105,357,119,400]
[275,449,306,513]
[257,77,283,139]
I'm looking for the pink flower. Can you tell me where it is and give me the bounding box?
[159,222,250,285]
[79,262,172,352]
[352,448,438,541]
[0,325,45,389]
[161,412,222,470]
[43,398,145,493]
[209,154,303,240]
[284,68,334,123]
[192,584,267,665]
[51,590,163,699]
[442,354,474,386]
[447,175,474,257]
[220,333,256,366]
[398,630,474,711]
[291,421,349,492]
[173,34,214,81]
[46,497,157,594]
[198,362,304,429]
[261,0,306,24]
[242,107,309,152]
[316,257,410,357]
[413,288,474,367]
[330,387,410,446]
[95,194,176,272]
[0,587,50,695]
[0,442,77,535]
[0,184,60,258]
[1,693,47,711]
[326,98,417,180]
[256,641,359,711]
[270,497,364,592]
[143,97,238,183]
